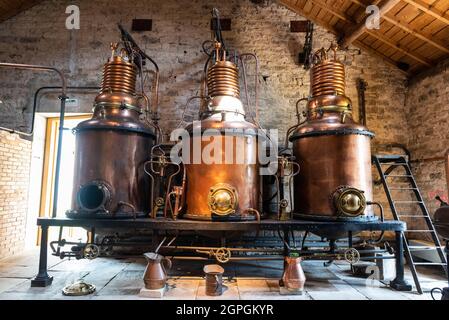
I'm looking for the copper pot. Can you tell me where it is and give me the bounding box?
[143,252,172,290]
[280,256,306,292]
[291,114,374,221]
[183,118,260,221]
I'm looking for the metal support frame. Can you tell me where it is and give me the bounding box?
[31,225,53,287]
[390,231,413,291]
[32,217,409,290]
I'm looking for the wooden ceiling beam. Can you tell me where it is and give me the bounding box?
[346,0,449,54]
[308,0,356,23]
[365,29,432,66]
[280,0,411,75]
[401,0,449,25]
[340,0,401,48]
[382,14,449,54]
[279,0,340,35]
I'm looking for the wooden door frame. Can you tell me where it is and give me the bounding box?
[36,114,91,244]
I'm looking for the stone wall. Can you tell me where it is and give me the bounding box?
[406,59,449,230]
[0,0,412,257]
[0,131,31,259]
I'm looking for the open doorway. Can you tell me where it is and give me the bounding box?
[25,114,91,248]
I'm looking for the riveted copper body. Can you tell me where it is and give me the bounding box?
[183,118,260,221]
[290,46,375,222]
[68,49,155,218]
[182,44,260,221]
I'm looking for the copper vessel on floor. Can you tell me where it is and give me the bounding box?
[289,44,375,223]
[68,41,156,218]
[280,256,306,292]
[143,252,172,290]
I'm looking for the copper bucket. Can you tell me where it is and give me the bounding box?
[203,264,225,296]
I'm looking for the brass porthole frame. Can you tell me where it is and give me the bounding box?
[207,183,238,216]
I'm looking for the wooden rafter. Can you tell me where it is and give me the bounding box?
[307,0,356,23]
[348,0,449,54]
[365,29,432,66]
[382,14,449,54]
[340,0,401,47]
[401,0,449,25]
[280,0,340,35]
[279,0,449,74]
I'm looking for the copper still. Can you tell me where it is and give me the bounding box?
[289,44,375,222]
[67,40,157,218]
[181,39,260,221]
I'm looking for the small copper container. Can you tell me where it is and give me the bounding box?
[203,264,225,296]
[280,256,306,292]
[143,252,172,290]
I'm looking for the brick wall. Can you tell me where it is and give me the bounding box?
[406,59,449,223]
[0,131,31,259]
[0,0,414,257]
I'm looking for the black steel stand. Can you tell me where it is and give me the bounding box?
[31,217,411,290]
[390,231,412,291]
[31,225,53,287]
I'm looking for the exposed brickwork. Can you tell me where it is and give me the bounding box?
[0,131,31,259]
[0,0,414,256]
[406,59,449,223]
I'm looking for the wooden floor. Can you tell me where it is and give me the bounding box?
[0,249,446,300]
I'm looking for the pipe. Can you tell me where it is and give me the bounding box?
[367,201,385,244]
[0,63,67,218]
[239,53,260,127]
[0,64,67,137]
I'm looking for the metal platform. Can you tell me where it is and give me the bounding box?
[31,217,411,292]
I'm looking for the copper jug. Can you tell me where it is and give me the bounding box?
[143,252,172,290]
[280,256,306,292]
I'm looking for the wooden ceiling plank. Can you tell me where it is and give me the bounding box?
[382,14,449,53]
[308,0,355,23]
[365,29,432,65]
[401,0,449,24]
[279,0,340,35]
[340,0,402,47]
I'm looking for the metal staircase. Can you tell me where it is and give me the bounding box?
[373,154,447,294]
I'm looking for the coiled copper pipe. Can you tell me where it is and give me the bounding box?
[100,56,137,95]
[207,60,240,98]
[310,59,345,97]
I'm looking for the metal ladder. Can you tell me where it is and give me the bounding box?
[373,154,447,294]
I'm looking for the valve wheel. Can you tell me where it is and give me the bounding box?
[215,247,231,263]
[83,244,100,260]
[344,248,360,264]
